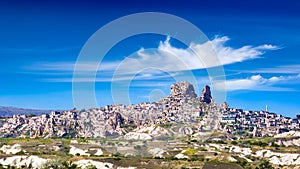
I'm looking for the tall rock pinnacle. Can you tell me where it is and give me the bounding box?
[200,85,212,104]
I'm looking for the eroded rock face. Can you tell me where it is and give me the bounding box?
[200,85,212,104]
[0,156,47,169]
[0,82,215,139]
[275,138,300,147]
[0,144,22,155]
[74,160,113,169]
[179,127,193,135]
[275,130,300,138]
[148,148,168,158]
[124,132,152,140]
[220,102,229,110]
[170,82,197,98]
[69,146,91,156]
[256,150,300,165]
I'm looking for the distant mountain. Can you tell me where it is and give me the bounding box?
[0,106,51,117]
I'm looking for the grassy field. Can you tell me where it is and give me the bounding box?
[1,136,298,168]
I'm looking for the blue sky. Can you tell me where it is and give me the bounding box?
[0,0,299,117]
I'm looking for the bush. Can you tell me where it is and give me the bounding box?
[84,165,97,169]
[157,122,172,128]
[236,160,247,167]
[271,142,279,148]
[40,160,65,169]
[78,139,88,143]
[246,140,268,147]
[15,151,26,155]
[62,161,77,169]
[199,147,207,151]
[31,152,41,155]
[41,160,77,169]
[182,148,197,156]
[258,160,274,169]
[231,141,238,145]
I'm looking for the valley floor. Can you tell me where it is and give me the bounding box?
[0,136,299,169]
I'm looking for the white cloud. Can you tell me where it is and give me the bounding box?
[111,36,279,77]
[25,35,279,82]
[210,36,279,65]
[43,71,180,83]
[216,74,300,91]
[247,64,300,74]
[25,61,120,72]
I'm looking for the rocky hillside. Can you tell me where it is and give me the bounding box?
[0,82,219,139]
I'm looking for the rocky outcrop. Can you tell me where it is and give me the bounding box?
[69,146,91,156]
[69,146,104,156]
[0,82,215,140]
[228,156,237,162]
[220,102,229,109]
[148,148,168,158]
[93,148,104,156]
[0,156,47,169]
[0,144,22,154]
[200,85,212,104]
[256,150,300,165]
[136,125,170,137]
[275,130,300,138]
[175,153,189,159]
[229,145,252,156]
[170,82,197,98]
[74,160,113,169]
[0,156,134,169]
[179,127,193,135]
[124,125,170,140]
[275,138,300,147]
[124,132,152,140]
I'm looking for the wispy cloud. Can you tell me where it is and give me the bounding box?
[114,36,279,74]
[25,35,279,82]
[245,64,300,74]
[25,61,120,72]
[210,36,279,65]
[215,74,300,92]
[42,71,180,82]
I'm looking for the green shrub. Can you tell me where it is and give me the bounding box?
[258,160,274,169]
[199,147,207,151]
[84,165,97,169]
[78,139,88,143]
[182,148,197,156]
[231,141,238,145]
[41,160,78,169]
[271,142,279,148]
[41,160,65,169]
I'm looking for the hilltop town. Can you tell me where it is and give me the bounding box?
[0,82,219,139]
[0,82,299,140]
[0,82,299,169]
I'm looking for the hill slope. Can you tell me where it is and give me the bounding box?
[0,106,51,116]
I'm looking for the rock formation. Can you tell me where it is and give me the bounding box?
[220,102,229,110]
[0,82,215,139]
[170,82,197,98]
[200,85,212,104]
